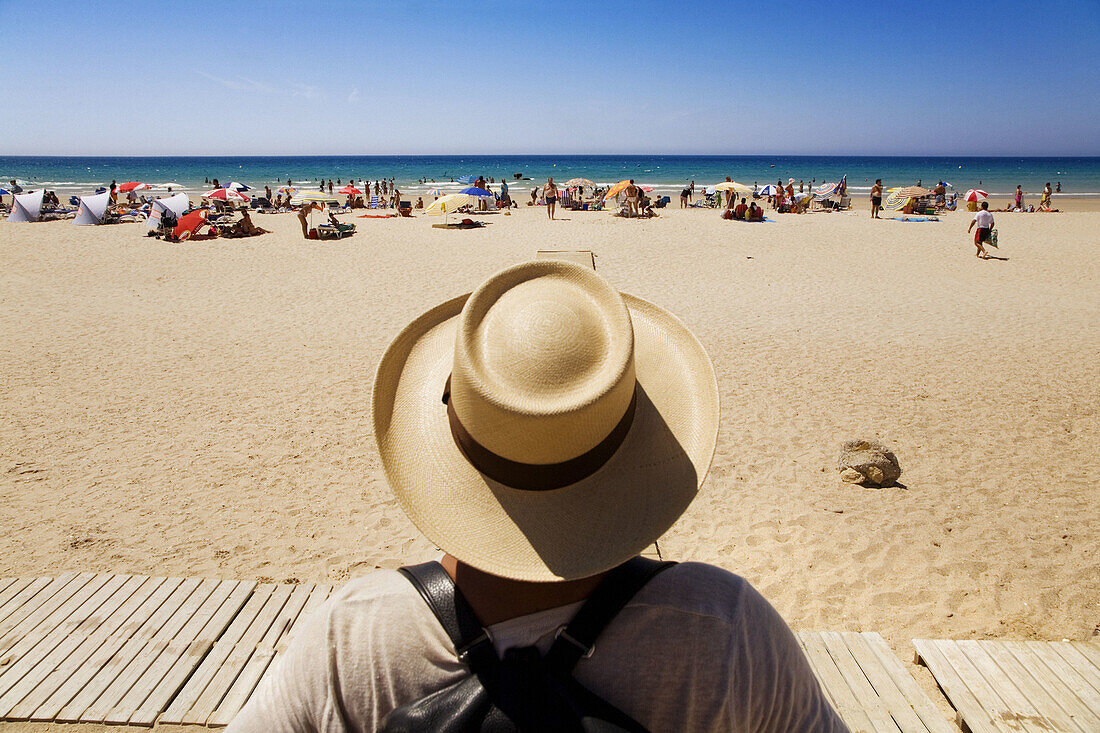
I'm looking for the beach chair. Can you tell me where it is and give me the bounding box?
[398,201,412,217]
[368,196,380,209]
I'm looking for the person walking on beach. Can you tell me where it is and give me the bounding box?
[543,177,558,219]
[1041,183,1052,208]
[228,260,846,733]
[1014,185,1023,210]
[870,179,883,219]
[680,183,690,208]
[968,201,995,259]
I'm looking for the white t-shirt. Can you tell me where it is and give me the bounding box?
[228,563,846,732]
[973,210,994,229]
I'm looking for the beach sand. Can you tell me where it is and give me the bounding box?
[1,204,1097,729]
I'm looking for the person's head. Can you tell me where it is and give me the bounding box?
[740,198,746,204]
[372,261,719,582]
[547,177,553,183]
[629,179,634,185]
[980,201,989,210]
[875,179,881,184]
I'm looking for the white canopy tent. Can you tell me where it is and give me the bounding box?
[74,192,111,225]
[7,190,44,223]
[146,193,190,231]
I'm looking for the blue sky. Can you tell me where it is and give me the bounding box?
[1,0,1097,155]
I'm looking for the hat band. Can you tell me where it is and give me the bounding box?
[444,378,638,491]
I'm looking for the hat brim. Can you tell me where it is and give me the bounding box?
[372,292,719,581]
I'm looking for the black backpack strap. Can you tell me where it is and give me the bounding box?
[397,562,499,673]
[545,558,676,675]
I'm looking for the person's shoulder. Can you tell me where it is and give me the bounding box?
[632,561,754,623]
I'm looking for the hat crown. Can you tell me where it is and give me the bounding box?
[450,261,636,465]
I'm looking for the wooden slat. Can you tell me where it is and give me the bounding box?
[931,639,1023,733]
[0,579,33,619]
[157,585,276,725]
[31,577,179,723]
[819,632,902,733]
[55,577,198,723]
[800,632,877,732]
[88,577,218,724]
[955,641,1053,732]
[0,577,65,630]
[0,573,87,644]
[1002,642,1100,732]
[10,577,164,722]
[1069,642,1100,674]
[839,633,947,733]
[1049,643,1100,695]
[0,580,16,597]
[0,575,138,717]
[796,633,839,709]
[0,573,111,667]
[130,579,255,726]
[103,577,230,724]
[976,641,1088,733]
[914,638,1001,733]
[180,584,293,725]
[1024,641,1100,715]
[208,584,316,726]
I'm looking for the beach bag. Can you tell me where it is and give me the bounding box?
[380,558,675,733]
[989,229,999,248]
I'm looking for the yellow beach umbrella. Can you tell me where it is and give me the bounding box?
[605,180,631,198]
[290,190,339,206]
[713,181,752,192]
[425,193,471,215]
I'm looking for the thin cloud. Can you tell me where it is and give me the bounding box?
[198,72,322,100]
[347,88,361,104]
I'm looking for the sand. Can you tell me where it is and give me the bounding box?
[1,202,1098,728]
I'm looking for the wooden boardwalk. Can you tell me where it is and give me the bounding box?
[798,632,955,733]
[0,574,330,727]
[914,638,1100,733]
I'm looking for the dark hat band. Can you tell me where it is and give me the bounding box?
[443,376,637,491]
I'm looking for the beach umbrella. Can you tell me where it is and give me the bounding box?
[605,180,632,198]
[639,185,655,193]
[0,188,10,196]
[456,175,477,185]
[757,185,780,196]
[892,186,933,198]
[713,181,751,192]
[173,210,209,241]
[965,189,988,202]
[277,186,297,195]
[884,189,911,212]
[565,178,595,187]
[117,181,151,193]
[813,181,840,197]
[203,187,249,202]
[459,186,494,198]
[224,181,251,191]
[338,185,362,195]
[426,188,444,197]
[290,190,339,206]
[425,193,472,225]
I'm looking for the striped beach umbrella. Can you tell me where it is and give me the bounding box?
[290,190,339,206]
[757,185,780,196]
[277,186,297,195]
[964,189,988,202]
[565,178,595,187]
[885,189,911,211]
[425,193,471,215]
[203,188,249,202]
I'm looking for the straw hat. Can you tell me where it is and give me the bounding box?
[372,261,719,581]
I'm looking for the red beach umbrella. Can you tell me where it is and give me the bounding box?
[965,189,988,202]
[202,188,249,202]
[117,181,151,193]
[338,186,362,195]
[173,210,209,241]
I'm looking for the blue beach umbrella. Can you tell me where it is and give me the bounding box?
[456,175,477,185]
[757,185,779,196]
[0,188,10,196]
[459,186,494,197]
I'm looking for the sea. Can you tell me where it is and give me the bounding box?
[2,155,1099,200]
